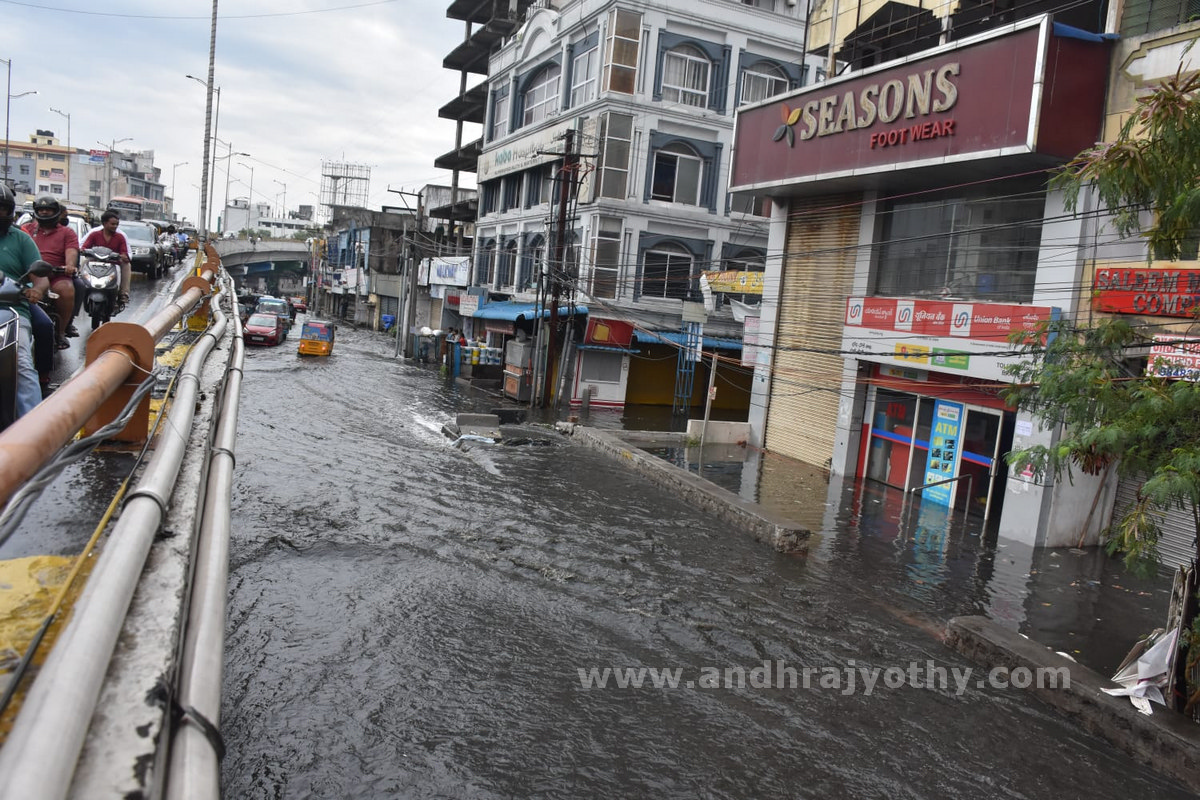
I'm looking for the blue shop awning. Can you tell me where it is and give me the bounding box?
[472,301,588,322]
[632,331,743,351]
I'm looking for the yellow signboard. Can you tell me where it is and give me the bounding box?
[894,343,930,363]
[703,270,764,295]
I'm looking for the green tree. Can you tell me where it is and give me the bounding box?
[1054,68,1200,261]
[1008,67,1200,574]
[1003,319,1200,574]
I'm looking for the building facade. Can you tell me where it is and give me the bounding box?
[3,130,71,203]
[440,0,819,410]
[732,9,1117,547]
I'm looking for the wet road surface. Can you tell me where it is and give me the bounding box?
[223,325,1193,799]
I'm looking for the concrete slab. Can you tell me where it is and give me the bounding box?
[945,615,1200,795]
[565,426,809,553]
[453,413,501,440]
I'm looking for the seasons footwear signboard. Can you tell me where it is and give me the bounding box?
[730,15,1110,191]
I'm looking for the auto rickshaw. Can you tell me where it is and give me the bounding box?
[297,319,335,356]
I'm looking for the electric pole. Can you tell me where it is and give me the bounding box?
[542,128,577,407]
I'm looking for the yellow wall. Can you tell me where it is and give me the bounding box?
[626,344,752,412]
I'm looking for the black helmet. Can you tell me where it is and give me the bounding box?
[32,194,61,223]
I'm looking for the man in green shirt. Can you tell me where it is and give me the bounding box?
[0,184,51,418]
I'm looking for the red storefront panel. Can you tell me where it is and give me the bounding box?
[731,18,1109,190]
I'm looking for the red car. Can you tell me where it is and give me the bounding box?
[290,296,308,314]
[244,312,286,346]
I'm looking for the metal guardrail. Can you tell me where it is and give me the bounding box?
[902,472,975,524]
[0,255,236,800]
[0,245,219,509]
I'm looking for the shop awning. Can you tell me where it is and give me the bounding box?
[472,301,588,322]
[633,331,743,351]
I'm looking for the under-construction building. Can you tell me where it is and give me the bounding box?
[319,161,371,220]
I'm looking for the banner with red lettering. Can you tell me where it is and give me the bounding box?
[1093,267,1200,317]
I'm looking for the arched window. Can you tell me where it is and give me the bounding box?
[521,235,544,291]
[651,142,703,205]
[740,61,788,105]
[523,64,562,126]
[484,240,498,286]
[641,243,693,300]
[500,240,518,287]
[661,45,710,108]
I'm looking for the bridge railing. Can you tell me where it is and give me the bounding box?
[0,245,219,509]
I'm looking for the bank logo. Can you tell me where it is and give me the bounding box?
[895,300,914,332]
[950,304,973,337]
[846,298,864,325]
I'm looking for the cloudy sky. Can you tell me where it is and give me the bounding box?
[3,0,472,227]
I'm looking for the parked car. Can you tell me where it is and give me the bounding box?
[116,220,167,279]
[65,214,90,244]
[254,296,294,330]
[244,313,286,346]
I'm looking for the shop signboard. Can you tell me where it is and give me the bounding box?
[1093,265,1200,317]
[742,316,763,367]
[459,294,479,317]
[702,270,765,295]
[842,296,1057,381]
[922,400,964,506]
[585,317,635,348]
[1146,334,1200,381]
[477,120,573,182]
[731,16,1109,191]
[426,256,471,287]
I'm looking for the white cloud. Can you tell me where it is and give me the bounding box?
[2,0,477,226]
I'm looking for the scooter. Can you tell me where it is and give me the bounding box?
[80,246,122,330]
[0,260,53,430]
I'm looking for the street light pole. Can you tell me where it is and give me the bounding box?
[238,161,254,229]
[218,143,248,234]
[171,161,187,215]
[186,74,220,238]
[48,106,70,201]
[98,137,131,209]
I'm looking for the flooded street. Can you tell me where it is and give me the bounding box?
[223,325,1188,799]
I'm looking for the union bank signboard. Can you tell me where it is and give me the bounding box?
[730,15,1110,191]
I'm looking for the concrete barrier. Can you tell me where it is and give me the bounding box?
[566,426,810,552]
[684,419,751,444]
[945,615,1200,794]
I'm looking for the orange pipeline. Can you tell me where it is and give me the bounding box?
[0,266,217,508]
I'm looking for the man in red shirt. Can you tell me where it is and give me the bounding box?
[80,210,131,311]
[21,195,78,348]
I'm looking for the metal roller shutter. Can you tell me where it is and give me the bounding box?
[1112,474,1196,571]
[764,194,862,467]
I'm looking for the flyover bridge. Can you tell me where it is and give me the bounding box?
[212,238,311,280]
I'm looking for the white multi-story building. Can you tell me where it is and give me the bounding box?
[445,0,818,409]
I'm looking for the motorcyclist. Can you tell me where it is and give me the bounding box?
[80,210,131,312]
[61,205,86,337]
[0,183,52,417]
[21,195,78,349]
